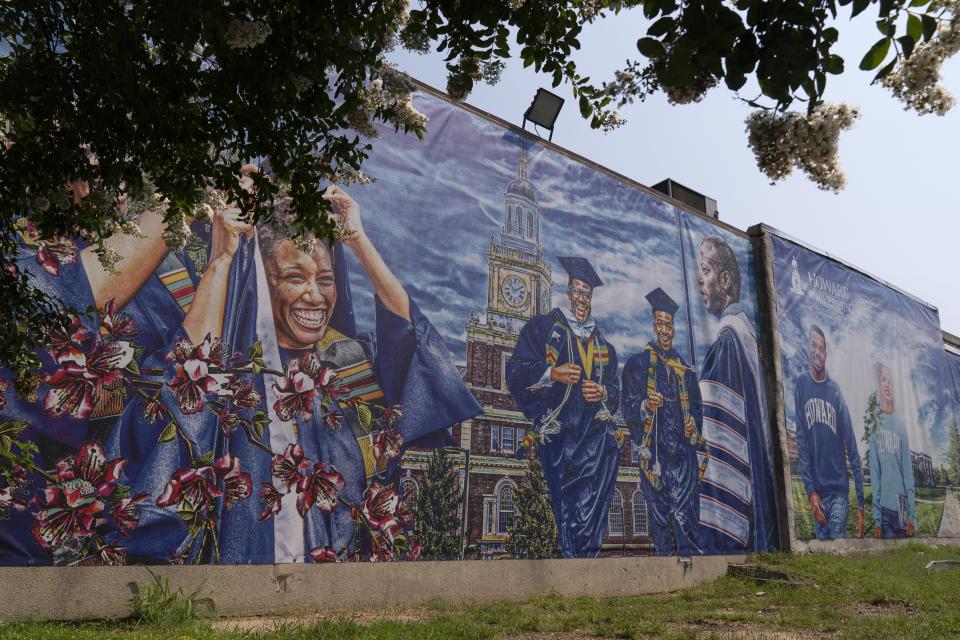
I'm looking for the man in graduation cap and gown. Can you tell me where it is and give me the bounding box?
[622,288,704,556]
[695,237,779,553]
[505,257,620,559]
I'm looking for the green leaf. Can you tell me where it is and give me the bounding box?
[246,340,263,361]
[907,14,923,41]
[125,359,140,376]
[252,410,270,439]
[876,20,895,37]
[823,54,844,75]
[898,35,916,59]
[578,95,591,118]
[193,451,215,468]
[921,14,937,41]
[859,37,891,71]
[647,17,674,38]
[873,58,897,83]
[158,421,177,443]
[851,0,871,17]
[636,37,665,59]
[357,403,373,431]
[251,357,265,374]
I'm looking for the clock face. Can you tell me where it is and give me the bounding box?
[500,274,528,308]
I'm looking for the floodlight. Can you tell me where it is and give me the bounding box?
[523,88,564,141]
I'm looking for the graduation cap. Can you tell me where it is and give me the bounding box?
[646,287,679,316]
[558,256,603,288]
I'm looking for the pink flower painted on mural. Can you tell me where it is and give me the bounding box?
[395,488,416,530]
[156,466,222,512]
[308,546,338,563]
[218,407,241,437]
[31,443,126,549]
[258,483,283,522]
[406,542,422,561]
[214,454,252,510]
[166,335,231,415]
[270,443,309,492]
[373,429,403,462]
[382,404,404,428]
[42,335,134,420]
[168,549,188,565]
[0,486,28,520]
[323,410,343,430]
[36,237,78,276]
[99,299,138,339]
[142,396,165,424]
[226,377,262,409]
[81,541,127,566]
[295,463,345,517]
[272,352,340,422]
[359,482,402,541]
[46,314,88,358]
[111,494,149,537]
[368,531,396,562]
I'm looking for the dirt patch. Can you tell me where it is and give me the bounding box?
[846,599,917,618]
[503,634,597,640]
[671,619,835,640]
[211,607,435,633]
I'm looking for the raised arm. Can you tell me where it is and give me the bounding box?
[80,209,170,310]
[181,206,251,343]
[324,185,410,321]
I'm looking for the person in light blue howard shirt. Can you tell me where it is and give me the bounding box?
[868,362,916,539]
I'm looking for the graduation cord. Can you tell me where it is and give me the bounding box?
[536,324,575,441]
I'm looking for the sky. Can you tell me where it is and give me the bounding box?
[388,8,960,336]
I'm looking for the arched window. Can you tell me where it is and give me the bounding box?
[497,483,516,535]
[632,488,648,536]
[505,208,512,233]
[608,488,624,536]
[527,211,534,238]
[514,208,522,235]
[400,476,419,500]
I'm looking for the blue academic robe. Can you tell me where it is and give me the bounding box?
[106,236,480,563]
[696,305,779,553]
[622,343,703,556]
[505,308,620,558]
[0,235,98,566]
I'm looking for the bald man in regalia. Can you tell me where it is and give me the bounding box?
[505,257,620,558]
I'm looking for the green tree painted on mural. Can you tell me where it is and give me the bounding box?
[862,391,883,479]
[506,443,557,560]
[413,447,463,560]
[948,420,960,487]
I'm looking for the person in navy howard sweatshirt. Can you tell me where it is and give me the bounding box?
[794,325,865,540]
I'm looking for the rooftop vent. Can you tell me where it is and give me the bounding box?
[652,179,718,219]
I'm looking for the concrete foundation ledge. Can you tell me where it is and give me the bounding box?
[0,554,745,621]
[792,535,960,554]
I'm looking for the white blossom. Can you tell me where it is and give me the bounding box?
[224,19,272,50]
[882,8,960,116]
[745,103,860,192]
[597,110,626,133]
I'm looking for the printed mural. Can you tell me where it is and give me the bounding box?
[0,89,781,566]
[769,233,958,541]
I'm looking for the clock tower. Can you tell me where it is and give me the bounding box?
[485,142,552,330]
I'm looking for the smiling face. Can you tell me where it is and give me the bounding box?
[653,310,674,352]
[878,366,895,410]
[809,330,827,380]
[567,278,593,323]
[264,239,337,350]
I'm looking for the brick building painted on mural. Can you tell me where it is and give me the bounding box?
[402,143,653,558]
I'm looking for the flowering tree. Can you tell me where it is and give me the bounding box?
[2,0,959,378]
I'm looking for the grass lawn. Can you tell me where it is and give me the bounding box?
[3,545,960,639]
[792,480,945,540]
